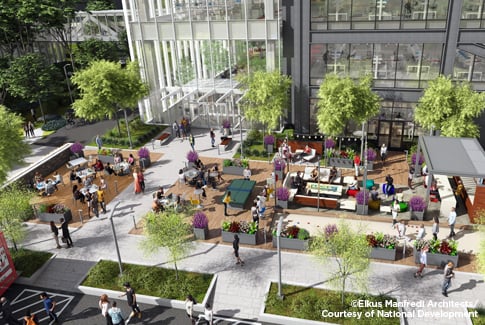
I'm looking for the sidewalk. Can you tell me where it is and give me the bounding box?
[15,127,485,324]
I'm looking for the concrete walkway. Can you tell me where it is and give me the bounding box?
[13,127,485,325]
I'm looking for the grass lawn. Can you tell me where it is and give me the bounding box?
[11,248,53,278]
[82,260,212,303]
[470,307,485,325]
[265,283,400,325]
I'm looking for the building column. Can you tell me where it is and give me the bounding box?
[441,0,463,76]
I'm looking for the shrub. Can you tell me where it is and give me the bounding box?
[411,152,425,165]
[138,147,150,159]
[222,220,257,234]
[297,228,310,240]
[264,135,275,146]
[192,211,208,229]
[98,148,113,156]
[70,142,84,154]
[252,149,260,157]
[414,239,458,256]
[223,159,232,167]
[286,226,300,239]
[324,224,338,238]
[356,190,370,205]
[11,249,53,278]
[41,119,67,131]
[186,150,199,162]
[276,187,290,201]
[409,196,426,212]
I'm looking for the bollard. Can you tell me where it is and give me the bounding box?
[78,209,84,224]
[132,215,137,229]
[151,138,155,150]
[114,180,118,193]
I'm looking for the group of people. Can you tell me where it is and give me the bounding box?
[23,120,35,138]
[50,217,73,249]
[185,295,214,324]
[172,117,191,140]
[98,282,142,325]
[72,181,107,217]
[1,292,57,324]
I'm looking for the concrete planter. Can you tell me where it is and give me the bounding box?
[411,210,425,221]
[370,247,397,261]
[37,210,72,223]
[367,161,374,171]
[413,247,459,267]
[221,231,257,245]
[139,157,151,169]
[223,166,245,176]
[275,170,284,181]
[266,144,273,154]
[276,199,288,209]
[15,253,56,285]
[356,204,368,215]
[98,154,115,164]
[272,237,309,251]
[329,157,354,168]
[193,227,208,240]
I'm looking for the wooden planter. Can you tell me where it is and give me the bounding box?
[139,157,151,169]
[272,237,309,251]
[193,227,208,240]
[221,231,257,245]
[329,158,354,168]
[223,166,245,176]
[356,204,368,215]
[413,247,459,267]
[37,210,72,223]
[370,247,397,260]
[411,210,425,221]
[98,154,115,164]
[276,199,288,209]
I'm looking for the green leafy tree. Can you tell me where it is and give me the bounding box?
[71,60,148,135]
[0,183,34,251]
[0,105,31,183]
[238,71,291,132]
[310,220,370,306]
[415,76,485,137]
[316,75,380,136]
[474,211,485,279]
[73,39,128,69]
[141,209,193,280]
[87,0,116,11]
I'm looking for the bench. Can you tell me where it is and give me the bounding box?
[219,137,232,152]
[158,133,171,146]
[294,195,338,209]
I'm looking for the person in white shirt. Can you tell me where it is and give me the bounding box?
[432,216,439,240]
[448,207,457,238]
[416,224,426,240]
[203,303,213,325]
[243,167,251,180]
[380,143,387,164]
[414,245,428,278]
[395,220,406,238]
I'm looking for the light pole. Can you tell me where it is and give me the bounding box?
[317,156,321,212]
[63,64,74,104]
[276,216,284,300]
[109,201,123,276]
[239,115,243,157]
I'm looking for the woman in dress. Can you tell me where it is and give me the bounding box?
[98,294,112,325]
[137,169,145,193]
[133,167,142,194]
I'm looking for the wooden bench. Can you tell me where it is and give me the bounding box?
[158,133,171,146]
[218,137,232,152]
[294,195,338,209]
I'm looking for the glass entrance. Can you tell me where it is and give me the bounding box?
[377,120,405,149]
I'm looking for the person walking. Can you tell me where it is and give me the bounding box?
[28,120,35,137]
[59,218,73,248]
[1,297,22,325]
[22,309,39,325]
[119,282,141,324]
[137,169,145,193]
[353,154,360,177]
[243,166,251,180]
[210,128,216,147]
[380,143,387,165]
[50,221,61,249]
[223,191,231,217]
[416,223,426,240]
[448,207,457,238]
[391,199,399,227]
[108,302,124,325]
[203,302,214,325]
[189,133,195,150]
[432,216,439,240]
[96,135,103,150]
[97,188,107,213]
[40,292,58,323]
[414,245,428,278]
[442,262,455,297]
[98,294,112,325]
[408,164,415,190]
[185,295,196,324]
[233,234,244,265]
[173,121,180,138]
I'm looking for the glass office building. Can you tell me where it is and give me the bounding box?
[123,0,485,149]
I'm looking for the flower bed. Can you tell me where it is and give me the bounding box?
[36,204,72,223]
[222,158,249,176]
[413,239,459,267]
[367,232,399,261]
[221,220,258,245]
[272,225,310,251]
[193,211,209,240]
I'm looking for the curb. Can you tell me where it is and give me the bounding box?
[15,253,56,286]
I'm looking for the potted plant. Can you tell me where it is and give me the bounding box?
[409,195,426,221]
[355,190,369,215]
[138,147,151,168]
[364,148,377,171]
[275,187,290,209]
[413,239,459,267]
[273,157,286,180]
[186,150,198,168]
[367,232,399,260]
[222,119,231,129]
[264,135,275,154]
[222,158,248,176]
[192,211,209,240]
[329,147,355,168]
[98,148,115,164]
[272,225,311,250]
[70,142,84,158]
[411,152,425,166]
[35,203,72,223]
[221,220,258,245]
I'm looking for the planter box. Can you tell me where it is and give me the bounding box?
[272,237,309,251]
[370,247,397,260]
[221,231,257,245]
[139,157,151,169]
[275,170,284,181]
[37,210,72,223]
[367,161,374,171]
[329,157,354,168]
[356,204,368,215]
[413,247,459,267]
[276,199,288,209]
[266,144,273,154]
[223,166,245,176]
[97,154,115,164]
[193,227,208,240]
[411,210,425,221]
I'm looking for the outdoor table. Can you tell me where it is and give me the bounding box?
[306,182,343,197]
[68,157,88,168]
[184,168,199,181]
[80,184,99,195]
[113,162,130,175]
[225,179,256,209]
[76,168,96,179]
[36,182,46,191]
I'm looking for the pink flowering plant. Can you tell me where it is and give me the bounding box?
[222,119,231,128]
[264,135,275,146]
[324,224,338,238]
[274,158,286,171]
[325,138,335,149]
[365,148,377,161]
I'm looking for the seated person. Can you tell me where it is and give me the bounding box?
[105,162,115,175]
[83,175,93,188]
[34,172,44,184]
[256,196,266,218]
[348,176,359,190]
[156,186,165,200]
[114,153,122,164]
[370,186,380,201]
[53,171,63,185]
[72,185,85,203]
[395,188,404,202]
[416,224,426,240]
[328,166,338,184]
[128,154,135,166]
[290,176,299,189]
[44,180,56,195]
[70,169,82,184]
[260,185,268,198]
[93,159,104,172]
[212,165,224,183]
[152,198,164,213]
[295,171,304,192]
[310,167,319,182]
[303,145,311,154]
[195,159,204,169]
[385,174,394,196]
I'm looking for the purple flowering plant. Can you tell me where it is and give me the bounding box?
[409,196,426,212]
[264,135,275,146]
[192,211,209,229]
[411,152,425,165]
[365,148,377,161]
[274,158,286,171]
[138,147,150,159]
[70,142,84,154]
[356,190,370,205]
[276,187,290,201]
[222,119,231,129]
[325,138,335,149]
[186,150,199,162]
[324,224,338,238]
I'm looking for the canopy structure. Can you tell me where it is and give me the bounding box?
[419,136,485,179]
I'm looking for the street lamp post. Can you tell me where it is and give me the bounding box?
[63,64,74,104]
[109,201,123,276]
[317,156,321,212]
[276,216,284,300]
[239,115,243,157]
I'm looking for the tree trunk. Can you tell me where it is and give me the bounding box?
[341,277,346,307]
[38,98,46,124]
[174,261,179,280]
[13,240,18,252]
[116,115,122,137]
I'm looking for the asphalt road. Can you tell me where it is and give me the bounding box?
[1,284,273,325]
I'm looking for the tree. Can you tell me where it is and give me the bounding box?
[310,220,370,306]
[71,60,148,135]
[415,76,485,138]
[474,211,485,279]
[0,183,34,251]
[141,209,193,280]
[86,0,115,11]
[238,71,291,132]
[73,39,128,69]
[316,74,380,136]
[0,105,31,183]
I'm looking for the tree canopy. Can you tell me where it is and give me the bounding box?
[71,60,149,121]
[415,76,485,138]
[238,71,291,131]
[0,105,31,183]
[316,75,380,136]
